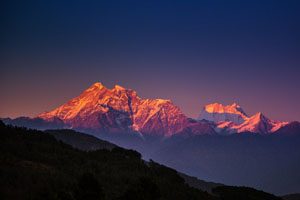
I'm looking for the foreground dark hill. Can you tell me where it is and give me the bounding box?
[281,193,300,200]
[0,122,282,200]
[46,129,225,194]
[0,122,213,200]
[46,128,300,196]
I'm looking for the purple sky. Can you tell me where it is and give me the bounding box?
[1,0,300,121]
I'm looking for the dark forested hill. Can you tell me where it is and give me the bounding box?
[212,186,282,200]
[0,121,214,200]
[179,172,224,193]
[281,193,300,200]
[0,121,282,200]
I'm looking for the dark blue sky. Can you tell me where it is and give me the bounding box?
[1,0,300,121]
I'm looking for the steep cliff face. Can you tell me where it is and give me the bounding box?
[133,99,189,136]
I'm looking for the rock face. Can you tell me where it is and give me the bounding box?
[133,99,189,137]
[39,82,190,136]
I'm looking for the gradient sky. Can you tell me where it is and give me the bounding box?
[1,0,300,121]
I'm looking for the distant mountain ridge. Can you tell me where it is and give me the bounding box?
[2,82,298,136]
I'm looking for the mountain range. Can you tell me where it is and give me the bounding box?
[3,82,299,137]
[2,82,300,195]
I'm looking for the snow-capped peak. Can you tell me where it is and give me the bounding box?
[199,102,248,124]
[250,112,269,123]
[229,112,288,134]
[113,84,126,91]
[38,82,189,136]
[91,82,105,89]
[204,102,247,116]
[234,112,271,133]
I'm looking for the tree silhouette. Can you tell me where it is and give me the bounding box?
[75,173,104,200]
[119,177,161,200]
